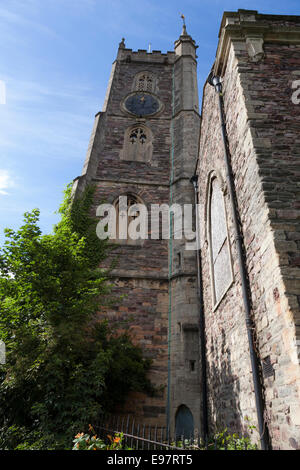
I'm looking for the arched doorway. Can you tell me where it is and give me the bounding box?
[175,405,194,438]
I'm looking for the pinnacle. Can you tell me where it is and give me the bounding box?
[180,13,188,36]
[119,37,125,49]
[181,23,187,36]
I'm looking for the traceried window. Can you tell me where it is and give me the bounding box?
[120,125,153,163]
[134,72,155,93]
[113,194,146,245]
[208,177,233,307]
[129,127,147,144]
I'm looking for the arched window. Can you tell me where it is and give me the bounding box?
[134,72,156,93]
[208,176,233,307]
[120,125,153,163]
[129,127,147,145]
[113,194,147,245]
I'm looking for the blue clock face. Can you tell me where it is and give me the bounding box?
[124,93,160,116]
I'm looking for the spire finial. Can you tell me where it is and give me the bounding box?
[119,37,125,49]
[180,13,187,35]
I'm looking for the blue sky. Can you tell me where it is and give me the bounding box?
[0,0,299,243]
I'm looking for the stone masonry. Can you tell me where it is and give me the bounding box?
[73,9,300,449]
[197,10,300,449]
[73,28,201,429]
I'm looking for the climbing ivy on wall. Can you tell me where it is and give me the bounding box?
[0,183,152,450]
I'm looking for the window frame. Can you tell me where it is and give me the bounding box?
[133,71,156,93]
[112,193,147,246]
[120,124,153,164]
[206,173,234,310]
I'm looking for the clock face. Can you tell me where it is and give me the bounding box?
[124,93,160,116]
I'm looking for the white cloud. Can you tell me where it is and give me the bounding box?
[0,75,99,160]
[3,76,94,105]
[0,6,59,39]
[0,169,14,195]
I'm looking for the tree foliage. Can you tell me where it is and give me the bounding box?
[0,184,152,449]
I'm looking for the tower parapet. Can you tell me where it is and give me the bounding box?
[117,41,176,64]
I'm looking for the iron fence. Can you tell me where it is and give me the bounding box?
[91,414,257,450]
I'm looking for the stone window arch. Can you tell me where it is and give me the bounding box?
[120,125,153,163]
[134,72,156,93]
[113,193,147,245]
[207,175,233,308]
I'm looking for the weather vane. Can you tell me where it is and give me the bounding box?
[180,13,187,34]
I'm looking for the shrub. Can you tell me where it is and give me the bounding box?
[0,184,152,450]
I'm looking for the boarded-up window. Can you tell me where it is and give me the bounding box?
[120,125,153,163]
[113,194,146,245]
[209,178,233,306]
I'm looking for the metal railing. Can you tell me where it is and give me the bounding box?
[91,414,257,450]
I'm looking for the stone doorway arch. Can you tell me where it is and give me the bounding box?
[175,405,194,438]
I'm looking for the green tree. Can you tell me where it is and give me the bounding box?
[0,184,151,449]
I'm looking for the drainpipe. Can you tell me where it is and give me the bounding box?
[208,74,270,450]
[190,175,208,443]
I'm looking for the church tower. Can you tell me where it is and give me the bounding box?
[73,26,201,432]
[73,9,300,449]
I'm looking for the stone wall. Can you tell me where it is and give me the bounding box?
[105,276,169,426]
[80,30,202,431]
[197,10,300,449]
[77,47,176,426]
[74,9,300,446]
